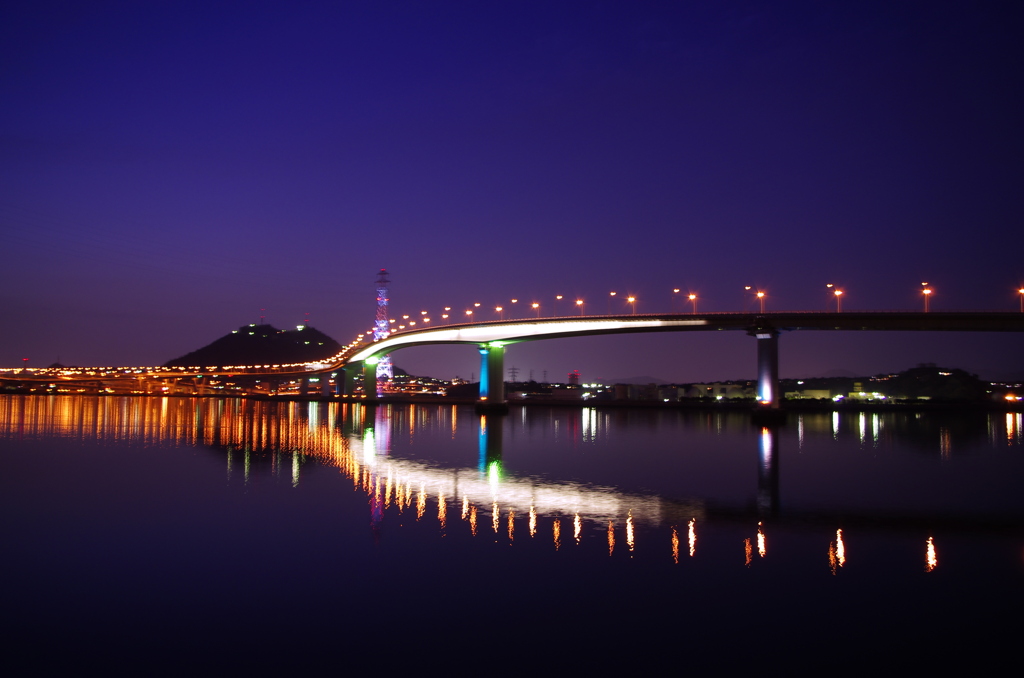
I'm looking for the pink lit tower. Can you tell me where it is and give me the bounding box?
[373,269,394,395]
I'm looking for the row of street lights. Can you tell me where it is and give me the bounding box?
[388,284,1024,331]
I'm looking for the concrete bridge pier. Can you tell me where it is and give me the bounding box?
[362,360,379,401]
[753,328,780,409]
[340,363,359,396]
[477,343,507,411]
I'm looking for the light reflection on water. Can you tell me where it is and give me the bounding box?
[2,395,1024,557]
[2,395,1024,671]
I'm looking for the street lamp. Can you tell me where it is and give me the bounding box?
[576,299,584,316]
[756,291,766,313]
[673,288,680,312]
[627,296,637,315]
[688,293,697,314]
[921,282,932,312]
[495,306,504,320]
[609,291,617,314]
[1018,287,1024,312]
[833,289,843,312]
[532,302,540,318]
[466,310,474,322]
[555,295,563,315]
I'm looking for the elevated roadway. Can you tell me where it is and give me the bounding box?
[344,311,1024,407]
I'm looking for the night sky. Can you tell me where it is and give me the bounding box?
[3,1,1022,382]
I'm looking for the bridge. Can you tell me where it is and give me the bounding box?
[341,310,1024,409]
[4,310,1023,408]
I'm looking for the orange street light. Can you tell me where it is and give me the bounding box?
[495,306,504,320]
[576,299,584,316]
[627,296,637,315]
[1018,287,1024,312]
[756,291,766,313]
[921,283,932,312]
[833,289,843,312]
[555,295,563,315]
[688,293,697,314]
[532,302,540,318]
[609,291,617,314]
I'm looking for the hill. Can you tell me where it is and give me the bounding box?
[164,324,343,368]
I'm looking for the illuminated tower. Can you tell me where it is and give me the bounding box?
[374,269,394,394]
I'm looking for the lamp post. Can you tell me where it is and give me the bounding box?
[1018,287,1024,312]
[673,288,680,312]
[688,293,697,314]
[627,296,636,315]
[756,291,766,313]
[576,299,584,316]
[833,289,843,312]
[609,291,616,314]
[555,295,563,316]
[532,302,540,318]
[921,282,932,312]
[495,306,504,321]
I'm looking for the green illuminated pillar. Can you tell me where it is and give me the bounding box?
[478,343,505,404]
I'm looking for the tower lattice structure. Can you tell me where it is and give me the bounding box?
[373,269,394,394]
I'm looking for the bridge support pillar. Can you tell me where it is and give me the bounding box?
[362,360,379,401]
[478,343,505,407]
[341,364,358,396]
[754,329,780,409]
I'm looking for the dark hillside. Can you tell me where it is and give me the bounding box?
[164,324,342,368]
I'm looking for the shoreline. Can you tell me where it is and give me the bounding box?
[3,390,1021,413]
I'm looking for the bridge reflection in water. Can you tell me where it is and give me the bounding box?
[3,395,1021,570]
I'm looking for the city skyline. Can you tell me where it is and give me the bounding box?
[2,2,1022,381]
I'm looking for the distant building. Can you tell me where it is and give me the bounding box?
[683,382,752,399]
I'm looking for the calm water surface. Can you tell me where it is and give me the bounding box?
[2,395,1022,672]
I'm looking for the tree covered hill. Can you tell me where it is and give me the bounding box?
[164,324,342,368]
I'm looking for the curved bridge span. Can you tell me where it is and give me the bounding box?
[339,311,1024,408]
[5,312,1022,405]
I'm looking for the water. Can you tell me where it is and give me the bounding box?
[2,395,1022,673]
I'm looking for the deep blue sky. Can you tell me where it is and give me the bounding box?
[2,1,1022,381]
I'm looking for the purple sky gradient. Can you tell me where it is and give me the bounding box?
[2,1,1022,381]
